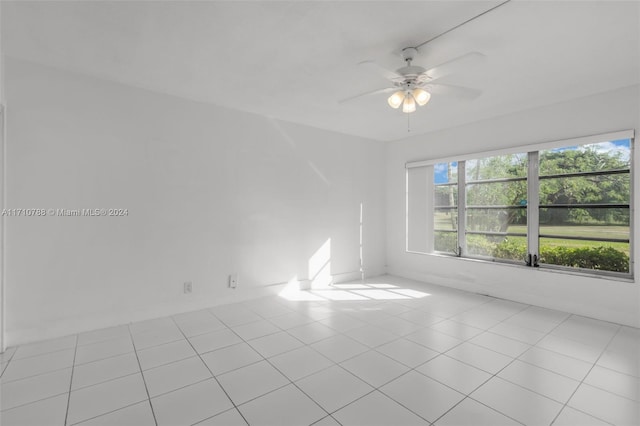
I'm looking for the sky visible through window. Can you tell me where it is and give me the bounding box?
[548,139,631,162]
[433,139,631,184]
[434,161,457,184]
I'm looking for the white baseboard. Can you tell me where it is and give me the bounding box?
[6,283,289,348]
[6,268,390,348]
[385,266,639,328]
[332,270,363,284]
[331,266,387,284]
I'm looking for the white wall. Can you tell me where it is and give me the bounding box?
[6,54,638,347]
[386,85,640,327]
[0,0,5,352]
[4,57,386,346]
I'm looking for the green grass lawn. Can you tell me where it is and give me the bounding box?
[539,238,628,255]
[507,225,629,255]
[435,218,630,256]
[508,225,629,239]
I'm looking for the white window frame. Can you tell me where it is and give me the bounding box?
[406,130,635,279]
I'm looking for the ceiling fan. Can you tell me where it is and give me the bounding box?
[340,47,484,113]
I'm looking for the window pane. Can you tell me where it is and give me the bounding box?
[540,174,630,206]
[466,181,528,207]
[467,235,527,261]
[435,161,458,184]
[466,153,527,180]
[434,162,458,254]
[434,231,458,253]
[539,207,630,234]
[407,166,430,253]
[435,185,458,207]
[466,207,527,233]
[464,153,528,260]
[538,139,631,273]
[539,238,629,273]
[540,140,631,176]
[434,209,457,231]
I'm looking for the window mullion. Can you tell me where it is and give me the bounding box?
[457,161,466,256]
[527,151,540,265]
[425,138,632,277]
[631,139,635,276]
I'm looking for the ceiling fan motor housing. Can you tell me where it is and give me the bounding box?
[398,47,427,78]
[397,65,427,77]
[401,47,418,62]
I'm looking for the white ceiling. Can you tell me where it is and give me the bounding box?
[2,1,639,142]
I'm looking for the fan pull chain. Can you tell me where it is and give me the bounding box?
[407,112,411,132]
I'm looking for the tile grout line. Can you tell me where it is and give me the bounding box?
[144,375,213,401]
[63,334,79,426]
[375,352,508,422]
[1,362,76,385]
[8,345,74,362]
[576,369,640,400]
[72,349,135,367]
[0,348,16,381]
[446,312,587,425]
[416,298,555,425]
[70,370,141,393]
[2,283,636,425]
[310,285,535,424]
[436,305,622,424]
[169,315,251,426]
[127,325,159,426]
[56,320,336,405]
[3,337,143,383]
[309,414,342,426]
[227,297,408,423]
[337,368,435,424]
[324,388,378,423]
[65,399,152,426]
[548,322,624,426]
[2,338,140,386]
[511,313,618,380]
[207,311,335,425]
[4,346,190,410]
[433,395,526,426]
[276,287,509,424]
[0,391,71,415]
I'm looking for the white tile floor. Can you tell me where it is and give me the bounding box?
[1,275,639,426]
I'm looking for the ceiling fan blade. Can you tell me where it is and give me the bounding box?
[424,52,485,81]
[358,60,405,82]
[425,83,482,100]
[338,87,396,104]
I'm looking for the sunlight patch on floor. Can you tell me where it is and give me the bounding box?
[279,280,430,302]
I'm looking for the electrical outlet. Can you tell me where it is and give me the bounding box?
[229,274,238,289]
[184,281,192,294]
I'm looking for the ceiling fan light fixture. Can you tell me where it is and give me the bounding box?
[387,91,405,109]
[402,94,416,113]
[412,88,431,106]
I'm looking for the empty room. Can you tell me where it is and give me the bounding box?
[0,1,638,425]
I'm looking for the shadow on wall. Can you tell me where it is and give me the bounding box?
[279,237,332,300]
[279,199,369,298]
[267,118,331,187]
[268,118,376,297]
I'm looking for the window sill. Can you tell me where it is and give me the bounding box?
[406,250,635,284]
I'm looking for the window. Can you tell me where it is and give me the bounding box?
[465,153,527,261]
[433,162,458,254]
[538,140,631,273]
[407,131,634,277]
